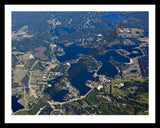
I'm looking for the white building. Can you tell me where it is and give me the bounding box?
[119,83,124,87]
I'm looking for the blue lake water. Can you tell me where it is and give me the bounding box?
[12,96,24,112]
[127,49,143,58]
[95,50,130,77]
[45,62,98,97]
[50,27,75,37]
[68,62,98,95]
[46,40,143,101]
[44,86,69,102]
[57,43,92,62]
[101,12,124,28]
[45,47,131,101]
[45,14,143,102]
[101,12,121,20]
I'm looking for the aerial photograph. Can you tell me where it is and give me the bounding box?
[11,11,149,115]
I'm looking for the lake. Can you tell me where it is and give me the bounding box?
[44,86,69,102]
[68,62,98,95]
[57,43,92,62]
[45,61,98,97]
[95,50,130,77]
[45,45,131,101]
[45,14,143,102]
[12,96,24,112]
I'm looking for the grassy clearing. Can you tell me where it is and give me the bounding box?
[112,78,146,85]
[131,28,144,37]
[12,51,24,55]
[127,86,138,94]
[34,47,49,60]
[118,33,132,38]
[112,79,132,84]
[138,94,148,104]
[127,97,147,104]
[14,110,30,115]
[13,69,28,84]
[112,87,127,97]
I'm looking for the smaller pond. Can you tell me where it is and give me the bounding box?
[12,96,24,113]
[50,27,75,37]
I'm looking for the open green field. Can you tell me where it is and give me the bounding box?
[12,69,28,84]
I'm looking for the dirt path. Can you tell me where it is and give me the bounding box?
[36,105,46,115]
[23,85,28,108]
[28,71,38,98]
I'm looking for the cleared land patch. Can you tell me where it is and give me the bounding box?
[13,69,28,84]
[34,47,49,60]
[131,28,144,37]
